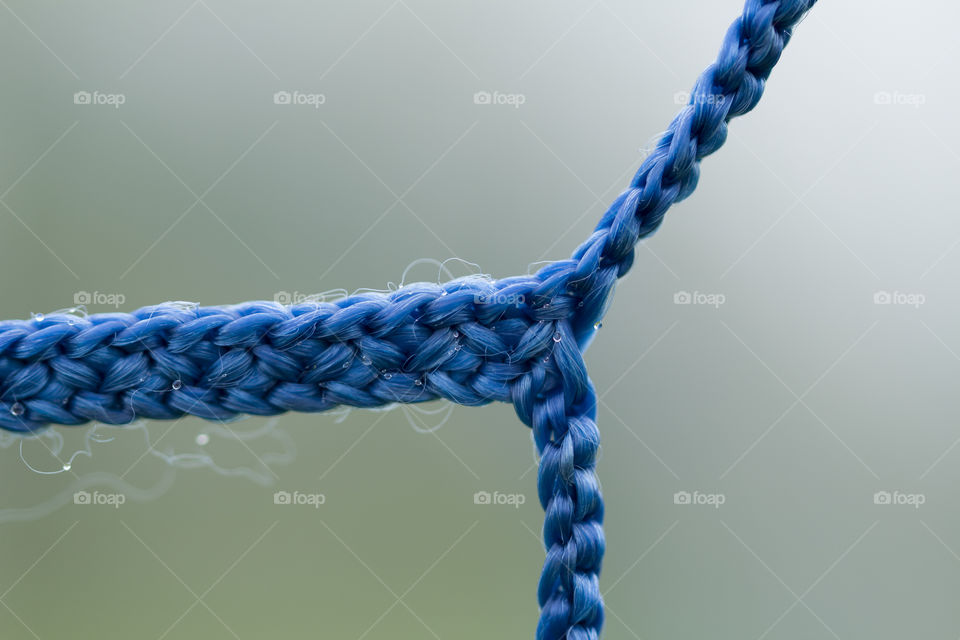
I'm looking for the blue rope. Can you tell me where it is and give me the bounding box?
[0,1,818,637]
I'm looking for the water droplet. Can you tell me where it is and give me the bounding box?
[342,361,350,369]
[553,331,562,343]
[171,379,182,390]
[361,355,372,366]
[33,313,44,322]
[543,356,551,364]
[454,343,462,351]
[10,402,24,416]
[414,378,423,386]
[382,371,393,380]
[62,463,71,471]
[452,330,460,338]
[196,433,209,446]
[593,322,603,330]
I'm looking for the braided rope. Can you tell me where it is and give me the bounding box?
[0,1,818,637]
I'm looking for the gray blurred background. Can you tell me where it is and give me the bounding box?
[0,1,958,637]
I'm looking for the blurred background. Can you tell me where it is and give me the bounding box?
[0,1,958,637]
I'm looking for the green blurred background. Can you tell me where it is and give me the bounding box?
[1,1,959,637]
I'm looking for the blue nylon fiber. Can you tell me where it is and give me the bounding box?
[0,1,818,637]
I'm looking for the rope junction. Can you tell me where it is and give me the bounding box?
[0,2,818,637]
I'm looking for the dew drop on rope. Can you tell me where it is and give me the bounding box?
[171,380,182,391]
[10,402,24,416]
[553,331,562,343]
[195,433,209,446]
[62,463,71,471]
[361,354,372,366]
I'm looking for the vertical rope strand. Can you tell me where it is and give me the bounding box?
[514,321,604,639]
